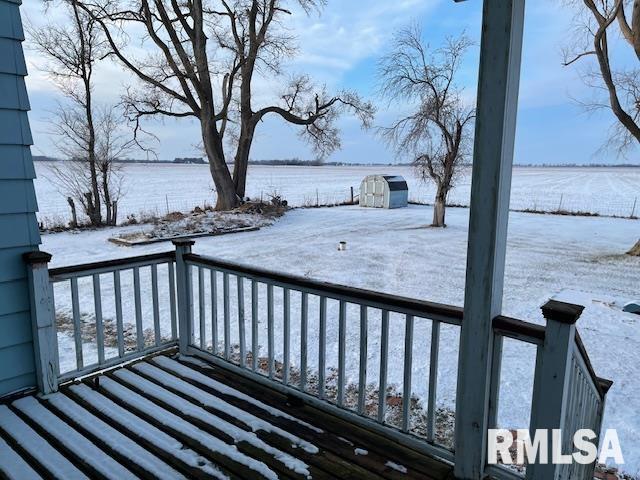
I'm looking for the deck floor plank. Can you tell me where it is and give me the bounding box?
[42,393,184,480]
[64,384,228,480]
[92,375,275,480]
[130,361,384,480]
[0,405,88,480]
[0,349,454,480]
[0,436,41,480]
[107,369,315,480]
[10,397,135,480]
[167,355,453,480]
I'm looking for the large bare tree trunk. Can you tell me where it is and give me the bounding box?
[101,165,112,225]
[432,185,447,227]
[232,55,257,199]
[86,112,101,225]
[201,116,238,210]
[233,121,256,198]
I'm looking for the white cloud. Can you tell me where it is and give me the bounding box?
[287,0,443,83]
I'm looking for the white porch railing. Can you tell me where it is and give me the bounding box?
[23,243,611,480]
[25,251,179,389]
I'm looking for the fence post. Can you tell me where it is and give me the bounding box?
[23,251,59,395]
[526,300,582,480]
[173,239,195,355]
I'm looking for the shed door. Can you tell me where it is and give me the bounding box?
[367,179,377,207]
[374,179,384,207]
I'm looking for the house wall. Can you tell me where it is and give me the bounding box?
[0,0,40,396]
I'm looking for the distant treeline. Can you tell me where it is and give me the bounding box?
[33,155,409,166]
[31,156,639,168]
[514,163,640,168]
[174,157,206,164]
[248,158,414,166]
[33,155,178,164]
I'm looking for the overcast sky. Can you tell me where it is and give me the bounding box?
[22,0,639,165]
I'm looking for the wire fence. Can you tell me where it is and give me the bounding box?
[437,190,639,219]
[34,161,639,230]
[37,186,638,231]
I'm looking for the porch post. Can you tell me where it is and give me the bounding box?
[526,300,580,480]
[23,251,59,395]
[173,240,195,355]
[454,0,525,478]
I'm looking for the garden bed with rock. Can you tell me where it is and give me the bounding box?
[109,200,287,246]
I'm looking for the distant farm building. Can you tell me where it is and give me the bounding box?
[359,175,408,209]
[174,157,206,164]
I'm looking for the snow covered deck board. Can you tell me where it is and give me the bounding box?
[0,351,453,480]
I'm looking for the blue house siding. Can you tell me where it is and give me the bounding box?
[0,214,40,249]
[0,146,35,179]
[0,179,38,214]
[0,312,32,349]
[0,247,38,283]
[0,0,40,397]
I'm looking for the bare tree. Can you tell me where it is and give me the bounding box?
[564,0,640,255]
[75,0,375,210]
[95,106,134,224]
[47,106,133,225]
[564,0,640,149]
[29,1,109,226]
[377,26,474,227]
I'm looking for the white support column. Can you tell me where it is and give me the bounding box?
[454,0,525,478]
[173,239,195,355]
[24,251,59,395]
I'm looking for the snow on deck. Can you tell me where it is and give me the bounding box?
[0,352,452,480]
[0,436,41,480]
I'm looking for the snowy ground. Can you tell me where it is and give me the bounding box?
[42,205,640,476]
[34,162,640,226]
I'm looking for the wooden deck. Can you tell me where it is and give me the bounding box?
[0,351,454,480]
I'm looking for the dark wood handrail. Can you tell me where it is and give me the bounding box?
[184,253,465,322]
[493,315,546,343]
[494,316,611,400]
[575,330,612,400]
[49,252,175,278]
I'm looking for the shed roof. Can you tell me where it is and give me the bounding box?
[362,175,408,191]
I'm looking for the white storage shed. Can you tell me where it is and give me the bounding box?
[359,175,408,209]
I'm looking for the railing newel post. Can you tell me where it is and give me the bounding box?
[526,300,582,480]
[173,239,195,355]
[23,251,59,395]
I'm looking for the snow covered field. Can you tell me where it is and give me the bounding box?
[42,204,640,475]
[34,162,640,226]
